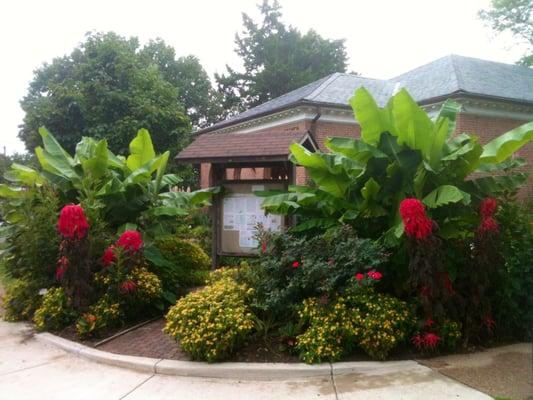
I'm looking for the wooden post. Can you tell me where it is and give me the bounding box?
[210,164,224,269]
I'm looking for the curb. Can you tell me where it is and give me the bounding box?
[35,332,418,381]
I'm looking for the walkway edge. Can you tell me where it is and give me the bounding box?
[35,332,419,381]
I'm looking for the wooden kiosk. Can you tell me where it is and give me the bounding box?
[175,130,317,267]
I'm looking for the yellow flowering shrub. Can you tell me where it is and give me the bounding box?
[76,294,122,337]
[296,288,415,363]
[164,275,255,362]
[129,267,162,303]
[2,280,42,322]
[33,287,75,331]
[350,290,415,360]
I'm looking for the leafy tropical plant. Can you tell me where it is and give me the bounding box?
[258,87,532,242]
[0,128,218,231]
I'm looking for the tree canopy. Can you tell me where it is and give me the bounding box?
[479,0,533,66]
[19,32,221,155]
[216,0,349,113]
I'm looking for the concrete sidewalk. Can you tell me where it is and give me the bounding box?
[0,321,492,400]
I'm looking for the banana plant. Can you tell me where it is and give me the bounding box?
[0,128,218,229]
[258,87,532,241]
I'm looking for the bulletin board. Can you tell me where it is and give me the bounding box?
[219,182,285,255]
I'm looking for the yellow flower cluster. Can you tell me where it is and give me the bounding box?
[2,280,41,322]
[164,274,254,362]
[33,287,73,331]
[296,289,415,363]
[129,267,162,302]
[76,294,122,337]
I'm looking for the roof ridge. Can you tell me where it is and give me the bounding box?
[449,54,463,90]
[305,72,342,100]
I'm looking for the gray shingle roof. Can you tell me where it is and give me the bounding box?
[201,55,533,133]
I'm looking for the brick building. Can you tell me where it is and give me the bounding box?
[177,55,533,198]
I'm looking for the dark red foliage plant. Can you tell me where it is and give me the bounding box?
[399,198,455,347]
[55,204,92,311]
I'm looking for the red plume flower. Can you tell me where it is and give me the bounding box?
[480,198,497,219]
[57,204,89,240]
[477,198,499,236]
[399,198,433,239]
[367,270,383,280]
[292,261,300,269]
[102,245,116,267]
[116,230,143,253]
[120,280,137,293]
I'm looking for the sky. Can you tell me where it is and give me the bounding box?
[0,0,527,155]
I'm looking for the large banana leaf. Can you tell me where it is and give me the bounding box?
[127,129,156,171]
[3,163,45,186]
[350,87,394,145]
[422,185,471,208]
[479,121,533,164]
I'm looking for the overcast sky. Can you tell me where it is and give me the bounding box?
[0,0,527,154]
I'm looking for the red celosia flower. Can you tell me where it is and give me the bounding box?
[120,280,137,293]
[478,217,499,236]
[367,270,383,280]
[57,204,89,240]
[261,240,267,253]
[423,332,441,349]
[116,230,143,253]
[399,198,433,239]
[424,318,435,328]
[412,334,425,351]
[355,273,365,281]
[102,245,116,267]
[55,256,69,280]
[480,198,497,219]
[292,261,300,268]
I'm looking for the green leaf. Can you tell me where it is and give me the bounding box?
[4,163,45,186]
[325,137,387,164]
[38,128,81,183]
[290,218,337,232]
[349,87,393,145]
[391,89,434,159]
[422,185,471,208]
[126,129,156,171]
[117,223,138,234]
[0,184,24,198]
[479,121,533,163]
[80,139,108,180]
[153,151,170,194]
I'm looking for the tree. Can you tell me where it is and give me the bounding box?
[216,0,349,112]
[139,40,224,128]
[19,32,192,155]
[479,0,533,66]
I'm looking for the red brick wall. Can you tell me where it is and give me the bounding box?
[455,113,533,198]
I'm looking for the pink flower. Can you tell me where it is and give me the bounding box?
[116,230,143,253]
[367,270,383,280]
[412,334,425,351]
[102,245,116,267]
[399,198,433,240]
[292,261,300,269]
[120,280,137,293]
[355,273,365,281]
[424,318,435,328]
[57,204,89,240]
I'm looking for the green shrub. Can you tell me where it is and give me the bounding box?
[253,226,387,318]
[76,294,123,338]
[491,199,533,340]
[164,274,254,362]
[1,186,60,287]
[151,235,210,294]
[296,285,415,363]
[2,280,42,321]
[33,287,75,331]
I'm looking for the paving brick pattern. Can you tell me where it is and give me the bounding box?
[97,319,189,360]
